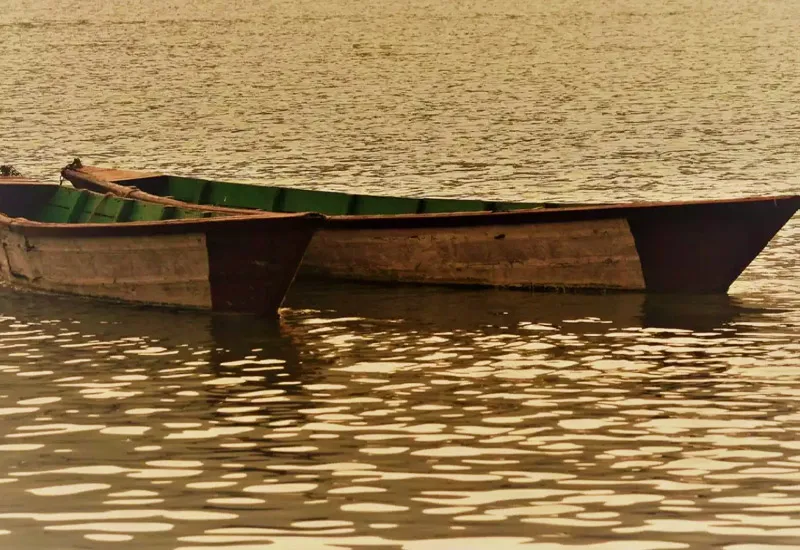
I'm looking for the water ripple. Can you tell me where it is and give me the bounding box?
[2,0,800,548]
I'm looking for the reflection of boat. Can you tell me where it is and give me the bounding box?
[0,286,304,366]
[0,285,221,346]
[639,293,775,332]
[0,169,322,314]
[0,284,315,418]
[62,161,800,294]
[284,280,765,332]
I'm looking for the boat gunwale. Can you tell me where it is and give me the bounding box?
[0,172,321,315]
[0,180,324,237]
[60,166,800,231]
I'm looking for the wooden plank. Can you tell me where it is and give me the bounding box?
[0,230,212,309]
[0,177,39,185]
[301,218,647,290]
[82,166,163,183]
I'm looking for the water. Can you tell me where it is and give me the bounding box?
[1,0,800,548]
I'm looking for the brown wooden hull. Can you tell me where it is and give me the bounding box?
[303,218,647,290]
[62,166,800,294]
[310,197,800,293]
[0,182,322,314]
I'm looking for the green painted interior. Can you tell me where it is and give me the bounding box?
[32,186,217,224]
[160,176,554,215]
[127,201,170,221]
[279,188,353,215]
[167,177,207,204]
[350,195,420,215]
[76,195,130,223]
[202,179,280,210]
[419,198,488,213]
[36,186,91,223]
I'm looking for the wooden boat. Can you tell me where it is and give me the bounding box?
[61,160,800,294]
[0,166,323,314]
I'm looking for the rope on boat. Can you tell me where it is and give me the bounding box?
[118,186,141,198]
[0,165,22,177]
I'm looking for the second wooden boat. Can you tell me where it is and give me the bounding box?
[61,161,800,294]
[0,166,323,314]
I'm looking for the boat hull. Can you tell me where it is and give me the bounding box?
[302,197,800,293]
[61,165,800,294]
[303,218,647,290]
[0,181,322,314]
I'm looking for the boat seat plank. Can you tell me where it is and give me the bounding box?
[279,188,353,215]
[83,166,163,182]
[202,181,280,211]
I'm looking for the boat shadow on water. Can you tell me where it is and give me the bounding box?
[0,284,302,360]
[0,284,333,415]
[0,279,781,348]
[284,279,781,333]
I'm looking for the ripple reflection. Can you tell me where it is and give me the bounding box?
[0,281,796,548]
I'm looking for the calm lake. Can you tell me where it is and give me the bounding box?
[1,0,799,548]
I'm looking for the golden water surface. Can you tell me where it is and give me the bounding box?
[1,0,800,548]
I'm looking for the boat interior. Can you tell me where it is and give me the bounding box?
[116,174,576,216]
[0,183,218,223]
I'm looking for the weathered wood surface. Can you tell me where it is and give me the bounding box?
[0,178,324,313]
[79,165,162,182]
[61,165,800,294]
[205,217,320,313]
[0,177,39,185]
[303,219,646,290]
[0,229,212,308]
[0,212,321,313]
